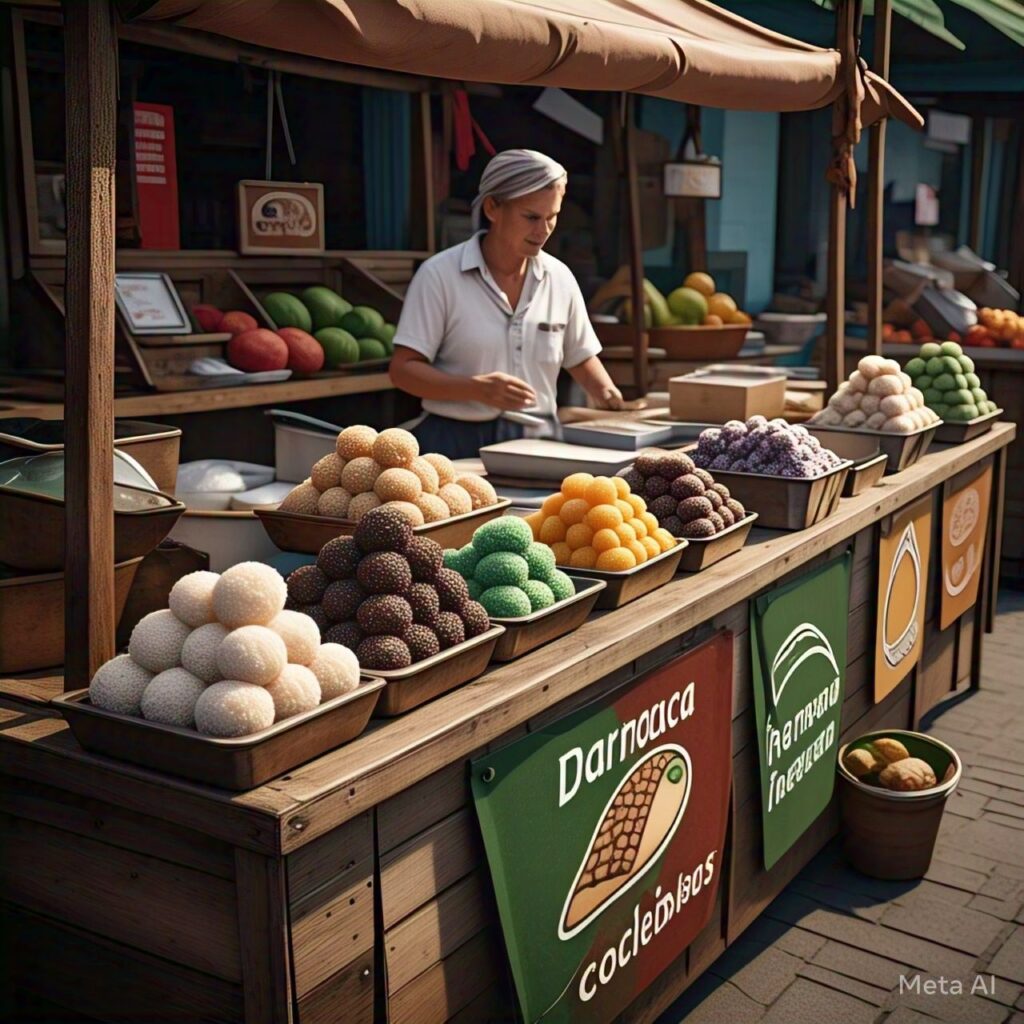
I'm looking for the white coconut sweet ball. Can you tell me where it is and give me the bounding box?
[265,664,322,721]
[167,570,220,628]
[217,625,288,686]
[268,610,321,666]
[195,680,275,738]
[140,667,206,728]
[212,561,287,629]
[181,622,230,684]
[309,642,361,700]
[128,609,191,674]
[89,654,153,715]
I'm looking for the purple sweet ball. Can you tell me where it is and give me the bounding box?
[804,434,821,451]
[745,415,768,431]
[730,459,749,472]
[791,424,809,437]
[710,454,733,470]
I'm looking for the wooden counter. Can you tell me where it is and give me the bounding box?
[0,424,1014,1024]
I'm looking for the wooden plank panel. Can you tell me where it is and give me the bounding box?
[0,901,243,1022]
[385,872,490,993]
[378,762,467,855]
[287,811,372,907]
[917,618,957,717]
[0,813,240,980]
[295,947,374,1024]
[380,809,480,929]
[290,856,374,998]
[840,686,913,746]
[957,606,976,685]
[446,983,512,1024]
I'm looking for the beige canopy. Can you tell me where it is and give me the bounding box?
[128,0,922,127]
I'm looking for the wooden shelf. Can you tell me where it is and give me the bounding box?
[0,372,395,421]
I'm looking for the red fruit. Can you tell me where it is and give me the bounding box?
[192,304,224,332]
[219,311,259,336]
[947,330,961,343]
[277,327,325,375]
[227,329,288,372]
[910,318,931,340]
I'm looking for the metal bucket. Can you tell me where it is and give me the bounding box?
[836,729,961,880]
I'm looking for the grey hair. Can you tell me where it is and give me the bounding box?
[471,149,568,231]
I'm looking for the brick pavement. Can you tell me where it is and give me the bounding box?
[660,592,1024,1024]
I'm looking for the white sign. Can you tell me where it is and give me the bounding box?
[114,272,191,335]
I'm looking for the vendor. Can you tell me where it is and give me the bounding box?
[390,148,623,459]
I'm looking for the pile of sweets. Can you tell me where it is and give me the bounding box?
[443,516,577,618]
[524,473,676,572]
[279,425,499,524]
[285,505,490,671]
[693,416,845,478]
[810,355,941,432]
[903,341,998,422]
[618,450,746,539]
[88,564,360,737]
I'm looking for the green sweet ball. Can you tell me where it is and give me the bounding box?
[467,577,483,601]
[444,544,480,578]
[947,404,978,422]
[965,372,981,389]
[940,341,963,358]
[932,373,956,392]
[941,355,961,376]
[547,570,575,602]
[919,342,942,359]
[475,551,529,589]
[915,374,933,391]
[971,387,988,404]
[523,542,556,581]
[904,357,927,378]
[521,579,555,612]
[958,354,975,373]
[472,516,534,556]
[953,373,968,390]
[947,389,973,407]
[932,403,950,418]
[480,585,532,618]
[923,388,943,406]
[925,356,945,377]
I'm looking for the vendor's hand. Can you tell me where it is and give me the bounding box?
[592,384,625,411]
[473,372,537,411]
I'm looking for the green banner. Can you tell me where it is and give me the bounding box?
[471,634,733,1024]
[751,554,850,869]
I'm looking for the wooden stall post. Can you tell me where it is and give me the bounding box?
[866,0,891,357]
[623,93,649,399]
[62,0,118,688]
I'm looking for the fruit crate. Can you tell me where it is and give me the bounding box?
[52,678,385,790]
[675,513,757,572]
[553,542,686,609]
[933,408,1002,445]
[796,428,888,498]
[807,423,938,475]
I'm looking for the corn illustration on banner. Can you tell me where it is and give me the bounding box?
[471,633,733,1024]
[751,553,850,869]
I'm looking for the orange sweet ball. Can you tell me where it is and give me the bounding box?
[614,521,637,545]
[584,476,618,507]
[587,503,624,531]
[525,510,545,535]
[626,540,648,565]
[613,476,630,499]
[550,542,573,565]
[592,528,620,553]
[641,536,662,559]
[566,522,594,550]
[542,492,566,517]
[560,498,592,526]
[597,547,636,571]
[652,528,676,551]
[539,515,568,544]
[640,512,660,535]
[614,498,634,520]
[562,473,594,500]
[630,516,648,539]
[626,493,647,516]
[570,546,598,569]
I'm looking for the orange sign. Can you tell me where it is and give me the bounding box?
[875,496,932,702]
[940,464,992,630]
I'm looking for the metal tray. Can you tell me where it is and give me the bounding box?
[372,626,505,716]
[256,499,512,554]
[675,513,757,573]
[489,577,607,662]
[479,440,635,483]
[933,408,1002,445]
[561,542,686,609]
[52,677,385,791]
[807,422,938,475]
[561,421,674,451]
[844,452,888,497]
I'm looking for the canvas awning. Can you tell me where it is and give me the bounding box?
[122,0,923,128]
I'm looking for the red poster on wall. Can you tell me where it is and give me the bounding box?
[133,102,180,250]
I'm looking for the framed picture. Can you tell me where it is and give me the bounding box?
[237,180,325,255]
[113,272,192,335]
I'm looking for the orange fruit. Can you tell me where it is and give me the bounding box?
[614,498,635,520]
[596,547,636,572]
[524,509,545,536]
[629,516,648,539]
[592,528,620,553]
[561,473,594,500]
[641,536,662,559]
[614,521,637,545]
[707,292,737,319]
[626,493,646,515]
[570,546,598,569]
[559,498,591,526]
[550,541,572,565]
[587,503,624,531]
[652,528,676,551]
[566,522,594,550]
[542,492,566,516]
[584,476,618,507]
[539,515,567,544]
[728,309,752,325]
[612,476,630,499]
[640,512,660,534]
[703,314,724,327]
[626,539,648,564]
[684,271,716,297]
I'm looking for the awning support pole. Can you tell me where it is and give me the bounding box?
[62,0,117,690]
[866,0,891,357]
[623,93,648,399]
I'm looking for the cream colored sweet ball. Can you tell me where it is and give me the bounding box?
[372,428,419,468]
[340,456,383,495]
[455,473,497,510]
[375,467,422,503]
[317,487,352,518]
[415,493,451,523]
[89,654,152,716]
[309,643,360,700]
[408,457,440,495]
[311,452,346,492]
[128,609,191,674]
[140,667,206,728]
[268,609,321,666]
[265,664,321,721]
[348,491,382,521]
[383,500,425,526]
[422,452,457,487]
[280,480,321,514]
[216,625,288,686]
[336,424,378,461]
[212,561,287,628]
[181,622,230,684]
[168,570,220,628]
[438,483,473,516]
[195,680,275,738]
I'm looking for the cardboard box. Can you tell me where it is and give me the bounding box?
[668,368,786,422]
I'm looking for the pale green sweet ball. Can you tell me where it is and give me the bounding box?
[475,551,529,589]
[467,577,483,601]
[472,516,533,556]
[547,570,575,602]
[522,579,555,611]
[524,542,557,581]
[443,544,479,579]
[480,585,532,618]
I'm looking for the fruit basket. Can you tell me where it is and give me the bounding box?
[675,513,758,573]
[52,677,385,790]
[371,626,505,716]
[256,500,511,555]
[933,407,1003,445]
[807,423,937,475]
[489,577,607,662]
[556,542,686,609]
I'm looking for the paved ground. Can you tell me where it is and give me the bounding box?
[661,591,1024,1024]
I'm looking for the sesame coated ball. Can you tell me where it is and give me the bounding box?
[212,562,287,628]
[168,570,220,628]
[372,428,419,468]
[336,425,378,461]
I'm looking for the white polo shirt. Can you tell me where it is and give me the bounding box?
[393,232,601,422]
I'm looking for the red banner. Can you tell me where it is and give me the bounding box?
[133,102,180,250]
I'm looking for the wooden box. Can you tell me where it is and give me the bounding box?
[668,368,786,423]
[675,513,757,572]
